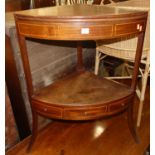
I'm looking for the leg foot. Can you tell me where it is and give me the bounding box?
[27,110,38,152]
[127,102,140,143]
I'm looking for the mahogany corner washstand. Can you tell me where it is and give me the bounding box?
[14,4,148,151]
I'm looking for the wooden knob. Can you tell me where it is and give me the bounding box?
[84,112,87,115]
[44,108,47,111]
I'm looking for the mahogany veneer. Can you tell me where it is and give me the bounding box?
[5,85,150,155]
[14,4,148,152]
[15,5,147,40]
[32,71,133,120]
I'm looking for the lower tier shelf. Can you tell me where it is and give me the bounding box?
[32,71,134,120]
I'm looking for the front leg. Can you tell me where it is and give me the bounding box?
[127,100,140,143]
[27,110,38,152]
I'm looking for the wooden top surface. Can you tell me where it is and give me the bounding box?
[5,3,148,36]
[32,72,133,107]
[14,4,147,19]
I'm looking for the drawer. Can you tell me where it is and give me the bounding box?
[58,24,113,39]
[18,23,57,38]
[108,103,127,112]
[115,21,145,36]
[32,103,62,118]
[64,106,107,119]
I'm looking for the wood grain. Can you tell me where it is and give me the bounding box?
[6,84,150,155]
[14,5,147,40]
[14,4,148,151]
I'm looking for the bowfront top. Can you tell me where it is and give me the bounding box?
[14,5,148,41]
[14,4,147,19]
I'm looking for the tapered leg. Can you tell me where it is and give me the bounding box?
[76,41,85,71]
[127,102,140,143]
[27,110,38,152]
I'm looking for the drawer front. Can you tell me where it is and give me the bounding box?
[18,22,113,40]
[58,24,113,39]
[64,106,107,120]
[18,20,145,40]
[33,103,62,118]
[18,23,57,38]
[115,21,145,36]
[108,103,127,113]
